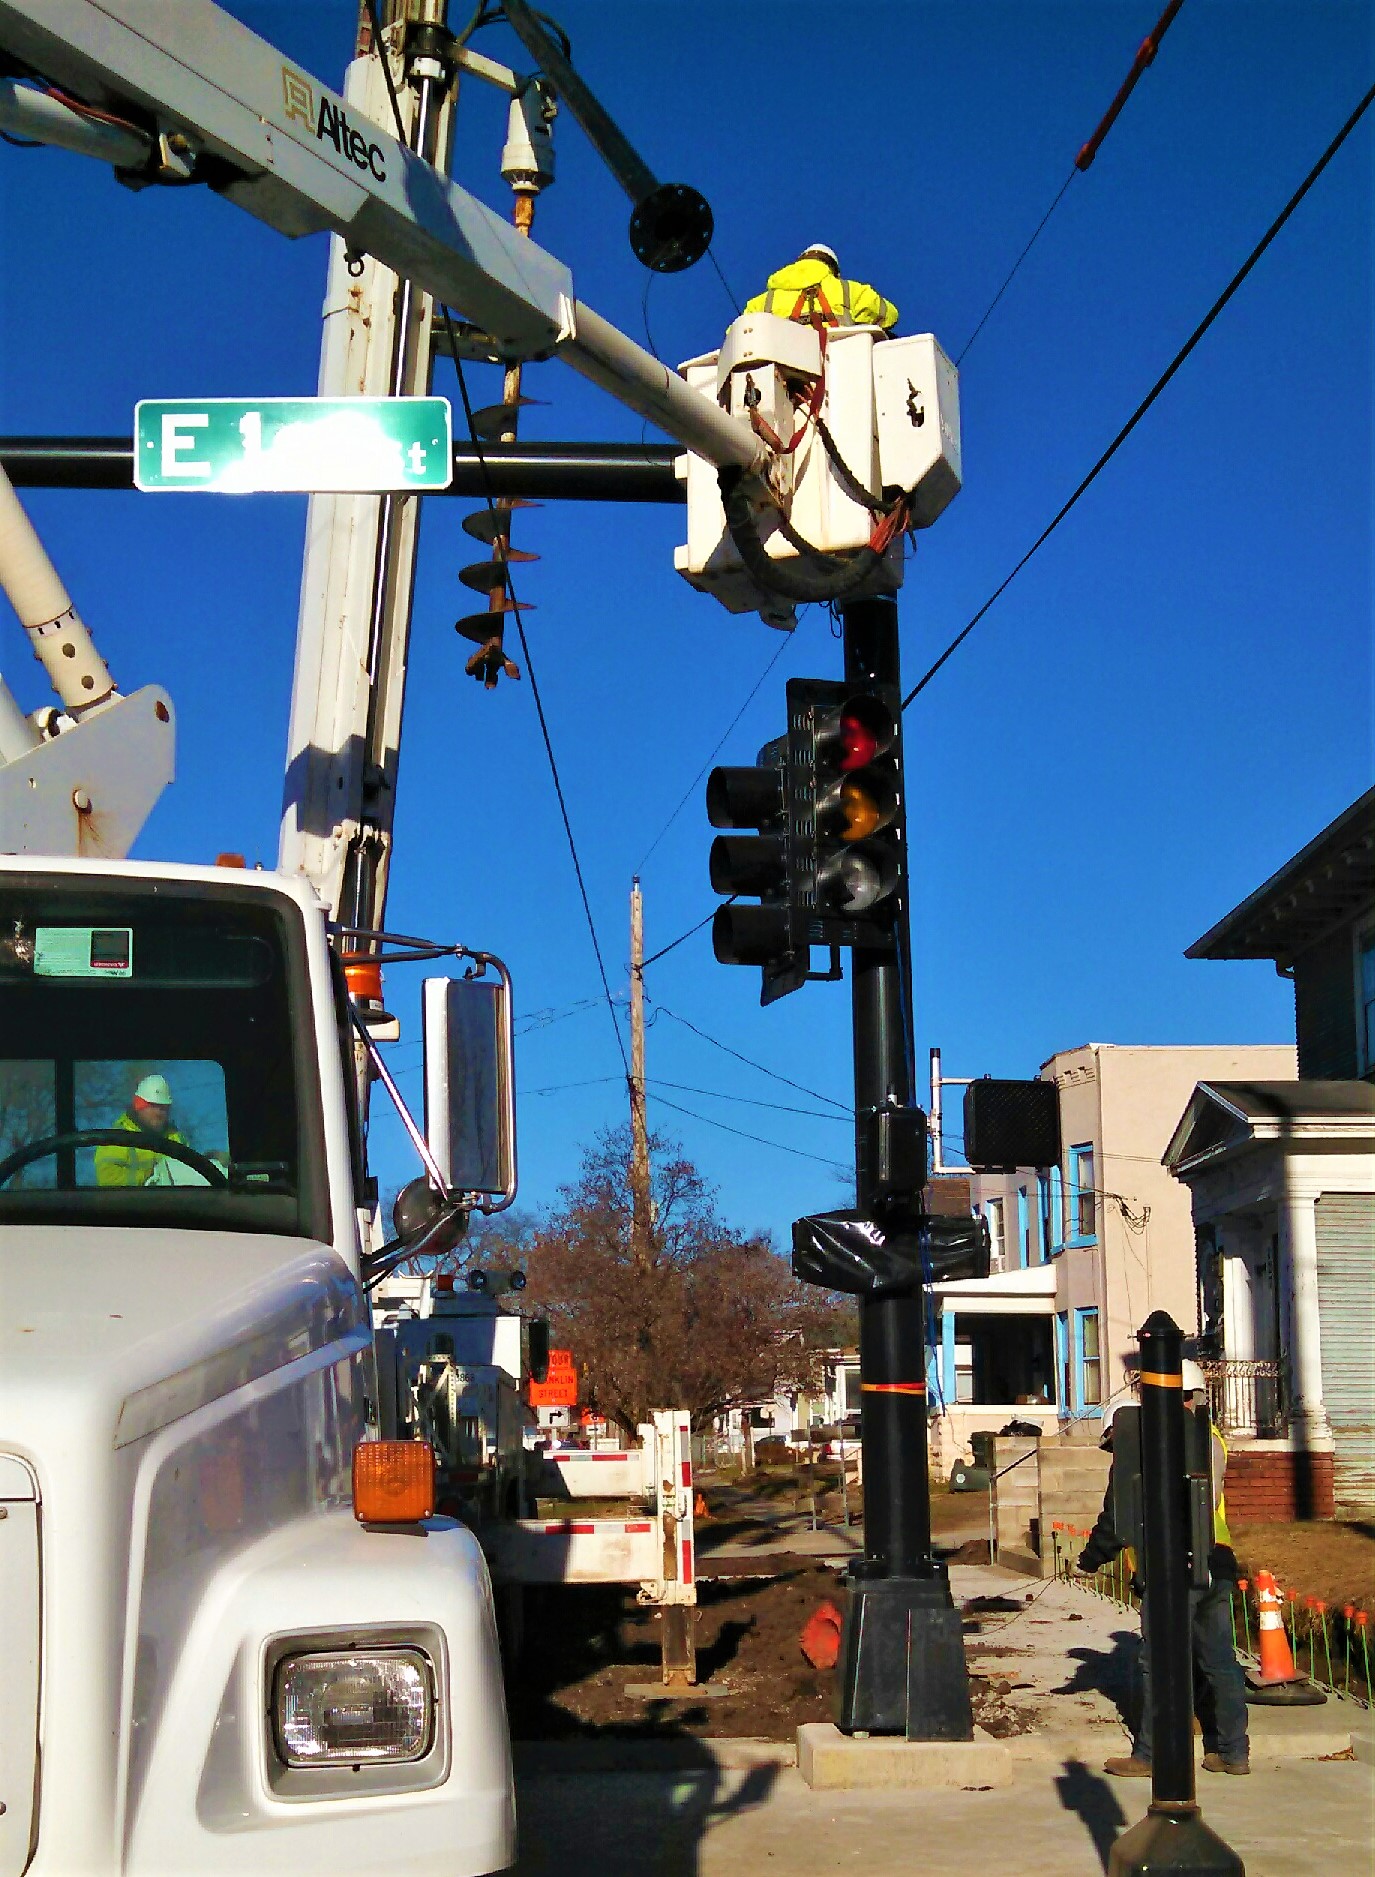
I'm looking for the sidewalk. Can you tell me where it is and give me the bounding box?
[511,1563,1374,1875]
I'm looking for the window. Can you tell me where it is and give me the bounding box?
[1069,1144,1096,1242]
[1016,1186,1029,1269]
[1036,1173,1050,1262]
[985,1196,1005,1272]
[954,1340,975,1404]
[1077,1308,1102,1408]
[1049,1164,1064,1253]
[0,877,328,1239]
[1055,1311,1070,1414]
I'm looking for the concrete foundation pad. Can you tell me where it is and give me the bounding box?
[797,1721,1013,1790]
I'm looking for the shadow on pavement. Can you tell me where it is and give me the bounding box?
[1055,1631,1140,1730]
[1054,1756,1127,1873]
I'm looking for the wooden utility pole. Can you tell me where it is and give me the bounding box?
[629,875,652,1265]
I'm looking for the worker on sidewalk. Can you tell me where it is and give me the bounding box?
[744,243,898,331]
[1078,1364,1250,1779]
[94,1072,188,1186]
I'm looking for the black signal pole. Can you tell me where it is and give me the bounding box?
[836,595,973,1740]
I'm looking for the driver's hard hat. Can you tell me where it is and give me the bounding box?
[799,242,839,272]
[1181,1358,1207,1395]
[135,1073,173,1106]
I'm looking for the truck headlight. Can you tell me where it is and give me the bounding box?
[273,1649,433,1765]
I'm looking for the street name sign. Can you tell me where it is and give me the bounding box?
[134,397,453,493]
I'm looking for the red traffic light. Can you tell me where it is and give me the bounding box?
[825,694,895,773]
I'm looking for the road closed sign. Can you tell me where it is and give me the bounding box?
[134,397,453,493]
[529,1347,578,1409]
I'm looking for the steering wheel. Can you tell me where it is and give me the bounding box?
[0,1129,230,1190]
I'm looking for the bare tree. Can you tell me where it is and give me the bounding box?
[522,1127,850,1433]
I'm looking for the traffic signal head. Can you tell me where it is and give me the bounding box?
[706,736,798,981]
[798,680,905,941]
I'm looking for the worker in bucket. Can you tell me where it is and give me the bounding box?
[94,1072,190,1187]
[744,243,898,331]
[1078,1363,1250,1779]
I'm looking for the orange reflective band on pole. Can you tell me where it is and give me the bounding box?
[861,1381,927,1396]
[1138,1370,1183,1387]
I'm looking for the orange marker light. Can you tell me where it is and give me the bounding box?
[344,959,384,1003]
[352,1441,435,1524]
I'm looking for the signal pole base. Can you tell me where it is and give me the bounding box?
[836,1568,973,1740]
[1108,1804,1246,1875]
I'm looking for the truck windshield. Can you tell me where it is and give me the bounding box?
[0,875,330,1240]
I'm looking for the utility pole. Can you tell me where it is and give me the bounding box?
[836,594,973,1741]
[629,874,652,1264]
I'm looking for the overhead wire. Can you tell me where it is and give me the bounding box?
[650,1006,852,1113]
[903,74,1375,712]
[648,1092,851,1172]
[956,0,1189,365]
[363,0,628,1078]
[649,1078,850,1122]
[636,628,793,872]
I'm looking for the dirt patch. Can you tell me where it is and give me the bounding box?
[510,1565,1037,1742]
[1232,1519,1375,1613]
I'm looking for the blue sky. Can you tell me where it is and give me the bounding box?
[1,1,1371,1243]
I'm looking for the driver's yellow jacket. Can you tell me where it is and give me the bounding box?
[94,1111,187,1187]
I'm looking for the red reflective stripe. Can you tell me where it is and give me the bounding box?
[624,1521,653,1533]
[682,1538,694,1585]
[681,1459,692,1488]
[544,1521,596,1534]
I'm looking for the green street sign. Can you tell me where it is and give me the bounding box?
[134,397,453,493]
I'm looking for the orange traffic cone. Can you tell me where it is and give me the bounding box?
[1253,1570,1298,1683]
[1247,1569,1326,1706]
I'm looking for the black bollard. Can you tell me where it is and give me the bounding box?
[1108,1311,1245,1877]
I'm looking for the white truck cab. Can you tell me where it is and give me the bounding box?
[0,856,515,1877]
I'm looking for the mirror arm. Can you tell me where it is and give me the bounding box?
[362,1199,469,1290]
[348,1002,454,1197]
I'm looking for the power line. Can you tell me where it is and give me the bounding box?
[903,75,1375,712]
[443,321,630,1081]
[648,1078,850,1122]
[636,629,792,872]
[639,900,730,971]
[649,1091,851,1171]
[956,0,1189,364]
[651,1006,851,1112]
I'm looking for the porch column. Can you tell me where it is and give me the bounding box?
[942,1308,957,1407]
[1278,1190,1332,1446]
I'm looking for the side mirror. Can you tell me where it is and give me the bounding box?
[422,972,517,1204]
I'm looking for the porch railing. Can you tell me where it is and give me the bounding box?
[1200,1358,1287,1437]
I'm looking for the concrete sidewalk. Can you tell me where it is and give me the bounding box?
[511,1563,1373,1873]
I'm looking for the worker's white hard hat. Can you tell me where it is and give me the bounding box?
[799,243,839,272]
[135,1073,173,1106]
[1181,1358,1207,1395]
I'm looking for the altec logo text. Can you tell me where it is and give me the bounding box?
[281,66,387,182]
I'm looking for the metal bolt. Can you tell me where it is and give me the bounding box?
[72,788,92,814]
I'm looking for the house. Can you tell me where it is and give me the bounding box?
[929,1042,1296,1473]
[1164,787,1375,1519]
[714,1348,860,1459]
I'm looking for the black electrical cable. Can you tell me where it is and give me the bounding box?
[649,1092,851,1172]
[903,76,1375,712]
[956,170,1075,365]
[446,322,631,1079]
[651,1007,852,1112]
[638,902,728,970]
[636,629,792,873]
[649,1078,850,1122]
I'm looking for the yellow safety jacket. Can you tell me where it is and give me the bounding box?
[1211,1424,1232,1547]
[94,1112,188,1188]
[744,258,898,331]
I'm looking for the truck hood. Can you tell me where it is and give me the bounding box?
[0,1228,365,1462]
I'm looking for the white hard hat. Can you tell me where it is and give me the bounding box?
[1181,1358,1206,1394]
[135,1073,173,1106]
[799,242,839,272]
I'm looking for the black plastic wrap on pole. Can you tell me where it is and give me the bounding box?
[792,1209,990,1296]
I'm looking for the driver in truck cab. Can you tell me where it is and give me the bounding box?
[94,1072,188,1186]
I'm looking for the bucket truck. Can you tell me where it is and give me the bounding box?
[0,4,962,1871]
